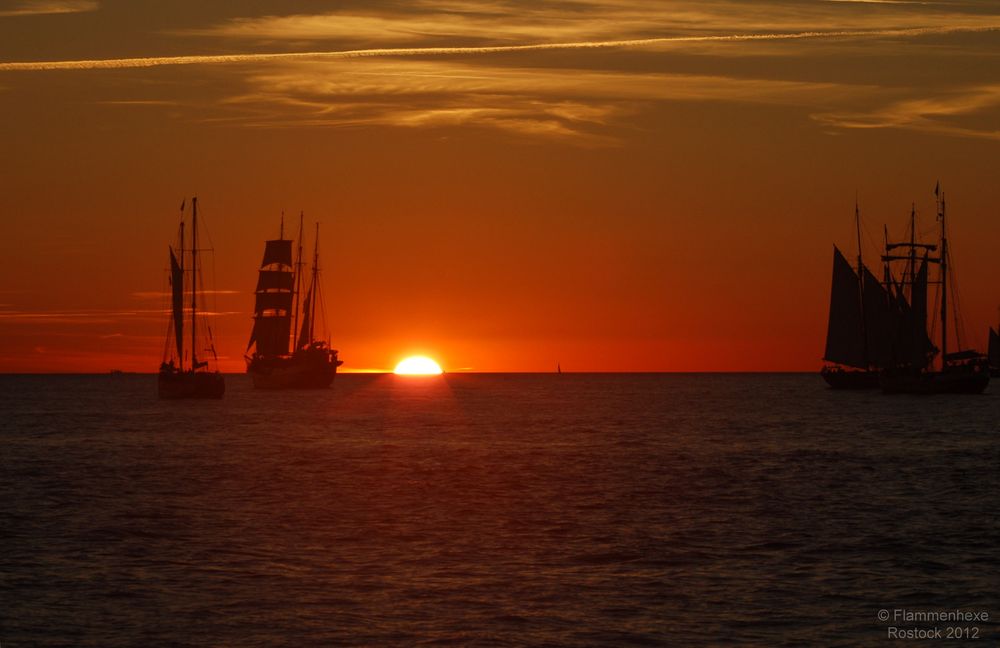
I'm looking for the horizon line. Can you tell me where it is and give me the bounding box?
[0,370,823,375]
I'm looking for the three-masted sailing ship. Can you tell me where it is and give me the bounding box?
[158,197,226,399]
[822,185,989,393]
[878,187,989,393]
[245,214,343,389]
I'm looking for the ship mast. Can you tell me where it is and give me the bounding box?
[855,199,868,369]
[292,213,304,352]
[191,196,198,371]
[882,225,890,293]
[179,209,185,371]
[310,222,320,342]
[908,204,917,294]
[938,187,948,364]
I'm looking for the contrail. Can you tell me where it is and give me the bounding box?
[0,25,996,71]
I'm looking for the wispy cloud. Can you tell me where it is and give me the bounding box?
[0,307,241,324]
[824,0,936,4]
[183,1,993,46]
[205,58,854,143]
[0,0,97,18]
[813,84,1000,140]
[3,1,997,145]
[0,310,133,324]
[97,99,178,106]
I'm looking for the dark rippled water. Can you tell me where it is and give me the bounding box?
[2,373,998,646]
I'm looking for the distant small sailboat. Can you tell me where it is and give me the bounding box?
[158,197,225,399]
[557,363,562,374]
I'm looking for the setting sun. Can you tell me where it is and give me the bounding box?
[393,356,443,375]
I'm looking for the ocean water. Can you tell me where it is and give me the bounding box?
[2,373,998,646]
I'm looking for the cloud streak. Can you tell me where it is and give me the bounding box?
[2,25,998,71]
[0,0,97,17]
[132,290,240,299]
[813,84,1000,140]
[0,308,241,324]
[185,1,994,46]
[209,58,852,143]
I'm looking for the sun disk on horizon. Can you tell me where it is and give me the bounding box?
[394,356,443,375]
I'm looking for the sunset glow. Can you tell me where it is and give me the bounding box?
[3,4,997,645]
[1,2,1000,373]
[394,356,443,375]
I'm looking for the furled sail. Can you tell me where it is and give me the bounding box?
[169,247,184,359]
[823,246,866,368]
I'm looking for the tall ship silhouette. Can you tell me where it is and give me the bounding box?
[878,186,989,393]
[823,185,989,393]
[246,214,343,389]
[158,197,225,399]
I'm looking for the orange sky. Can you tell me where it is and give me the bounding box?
[2,0,1000,372]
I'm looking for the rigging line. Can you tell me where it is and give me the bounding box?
[165,219,184,363]
[195,202,222,366]
[162,319,174,362]
[197,264,208,360]
[314,229,325,341]
[161,265,173,362]
[317,267,329,343]
[929,260,940,354]
[918,220,937,240]
[948,247,967,351]
[197,201,220,360]
[860,218,881,266]
[210,239,220,360]
[207,323,219,363]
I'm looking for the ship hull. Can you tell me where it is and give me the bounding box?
[820,367,880,389]
[158,370,225,399]
[880,363,990,395]
[247,348,341,389]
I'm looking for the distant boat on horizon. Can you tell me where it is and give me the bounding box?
[245,213,343,389]
[158,197,225,399]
